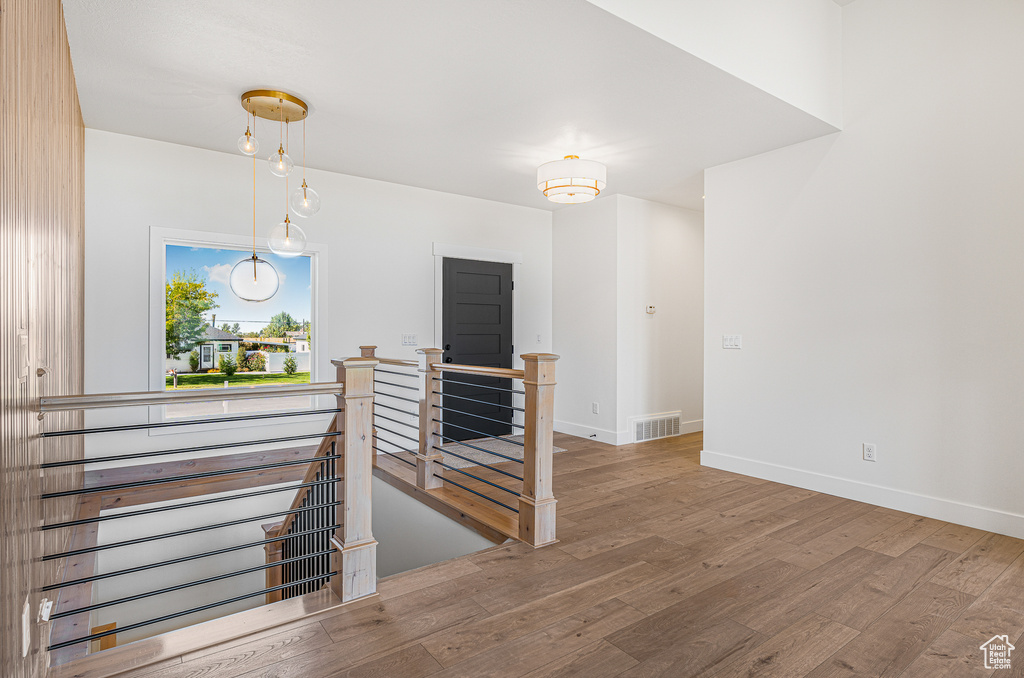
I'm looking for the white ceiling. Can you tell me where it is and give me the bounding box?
[62,0,838,212]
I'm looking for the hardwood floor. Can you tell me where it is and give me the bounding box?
[104,432,1024,677]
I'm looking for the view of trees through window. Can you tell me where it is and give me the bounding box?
[165,244,313,390]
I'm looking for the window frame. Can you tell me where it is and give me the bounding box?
[148,226,329,434]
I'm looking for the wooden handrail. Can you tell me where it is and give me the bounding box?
[429,363,525,379]
[39,381,345,412]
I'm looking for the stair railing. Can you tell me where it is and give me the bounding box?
[362,345,559,546]
[34,366,378,664]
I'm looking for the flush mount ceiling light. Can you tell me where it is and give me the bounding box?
[537,155,607,204]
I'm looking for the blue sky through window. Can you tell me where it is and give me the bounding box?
[166,244,312,334]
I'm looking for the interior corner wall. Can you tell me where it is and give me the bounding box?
[616,196,704,440]
[585,0,843,128]
[703,0,1024,538]
[552,196,620,442]
[552,195,704,445]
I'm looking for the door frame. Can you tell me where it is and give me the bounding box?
[432,242,521,365]
[200,344,213,369]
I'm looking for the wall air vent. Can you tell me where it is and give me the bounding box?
[631,412,682,443]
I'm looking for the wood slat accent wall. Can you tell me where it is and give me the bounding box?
[1,1,85,676]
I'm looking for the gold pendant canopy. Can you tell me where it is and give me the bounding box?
[241,90,308,123]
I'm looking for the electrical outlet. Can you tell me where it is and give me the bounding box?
[863,443,877,462]
[592,402,600,414]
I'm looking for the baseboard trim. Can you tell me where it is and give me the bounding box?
[556,419,704,446]
[554,420,619,446]
[679,418,704,435]
[701,449,1024,540]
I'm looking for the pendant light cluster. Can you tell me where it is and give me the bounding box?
[229,90,321,302]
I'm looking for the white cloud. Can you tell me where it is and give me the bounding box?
[204,263,232,285]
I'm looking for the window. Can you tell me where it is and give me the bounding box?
[150,227,328,423]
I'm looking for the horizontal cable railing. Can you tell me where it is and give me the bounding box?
[369,356,420,469]
[35,358,381,666]
[359,345,559,543]
[39,381,347,411]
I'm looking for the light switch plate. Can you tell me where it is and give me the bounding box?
[723,335,743,349]
[401,334,417,346]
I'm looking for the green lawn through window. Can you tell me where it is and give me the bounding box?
[165,372,312,389]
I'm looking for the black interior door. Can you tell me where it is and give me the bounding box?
[441,257,513,441]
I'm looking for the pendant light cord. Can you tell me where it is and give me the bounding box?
[284,101,290,237]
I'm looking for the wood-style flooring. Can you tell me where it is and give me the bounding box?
[105,432,1024,677]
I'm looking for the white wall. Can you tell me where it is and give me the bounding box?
[373,478,494,578]
[83,129,552,456]
[616,196,704,436]
[553,195,704,444]
[703,0,1024,538]
[552,197,620,440]
[587,0,843,128]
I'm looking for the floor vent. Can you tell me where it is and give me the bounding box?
[632,412,682,443]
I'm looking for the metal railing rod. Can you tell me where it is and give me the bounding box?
[39,382,345,412]
[42,501,342,561]
[374,401,418,417]
[434,420,524,449]
[432,429,524,464]
[375,368,418,379]
[432,455,521,497]
[372,379,418,392]
[46,571,338,651]
[433,376,525,395]
[40,431,342,469]
[40,524,339,592]
[373,423,418,445]
[373,390,419,405]
[372,412,418,431]
[51,548,336,620]
[373,446,417,468]
[437,391,525,413]
[42,478,336,530]
[434,406,525,431]
[432,364,524,380]
[435,448,523,481]
[41,454,341,500]
[435,473,519,513]
[40,407,342,438]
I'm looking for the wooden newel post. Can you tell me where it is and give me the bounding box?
[519,353,559,546]
[262,521,284,604]
[330,357,379,602]
[416,348,444,489]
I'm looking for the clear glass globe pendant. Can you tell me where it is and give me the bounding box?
[268,215,307,257]
[290,179,321,217]
[229,253,280,302]
[268,144,293,177]
[237,127,259,156]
